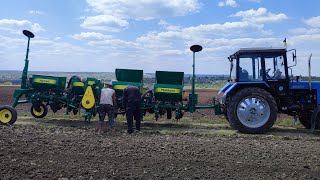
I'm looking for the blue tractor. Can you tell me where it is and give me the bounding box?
[217,48,320,134]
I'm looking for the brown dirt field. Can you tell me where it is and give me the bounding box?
[1,124,320,179]
[2,86,320,179]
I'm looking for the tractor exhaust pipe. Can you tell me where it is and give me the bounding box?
[308,53,312,90]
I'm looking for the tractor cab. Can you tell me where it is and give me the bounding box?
[228,48,289,85]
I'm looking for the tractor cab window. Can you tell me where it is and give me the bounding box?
[238,56,262,81]
[264,55,286,80]
[230,60,236,82]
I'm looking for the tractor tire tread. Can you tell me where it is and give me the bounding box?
[227,87,277,134]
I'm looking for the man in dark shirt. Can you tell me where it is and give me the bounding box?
[123,85,141,134]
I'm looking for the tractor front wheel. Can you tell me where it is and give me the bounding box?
[299,111,320,129]
[227,88,277,134]
[0,105,17,125]
[31,103,48,118]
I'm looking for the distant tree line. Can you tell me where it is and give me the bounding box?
[1,70,319,86]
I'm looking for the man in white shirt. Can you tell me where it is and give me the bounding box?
[97,82,117,133]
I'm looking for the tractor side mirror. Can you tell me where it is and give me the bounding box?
[287,49,297,68]
[292,52,295,62]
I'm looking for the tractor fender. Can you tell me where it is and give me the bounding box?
[221,82,270,104]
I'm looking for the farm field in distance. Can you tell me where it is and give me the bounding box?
[1,85,320,179]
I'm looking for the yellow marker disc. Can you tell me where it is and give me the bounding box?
[81,86,95,109]
[0,109,12,124]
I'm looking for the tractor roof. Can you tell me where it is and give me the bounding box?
[233,47,286,56]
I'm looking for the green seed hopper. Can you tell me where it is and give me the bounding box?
[31,75,67,92]
[112,68,143,115]
[141,45,220,121]
[154,71,184,102]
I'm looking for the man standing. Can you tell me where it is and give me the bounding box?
[123,85,141,134]
[97,82,117,133]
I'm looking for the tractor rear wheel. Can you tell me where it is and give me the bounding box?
[299,112,320,129]
[31,103,48,118]
[0,105,17,125]
[227,88,277,134]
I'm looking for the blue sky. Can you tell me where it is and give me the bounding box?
[0,0,319,75]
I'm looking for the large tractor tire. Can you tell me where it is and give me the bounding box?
[31,103,48,118]
[0,105,17,125]
[227,88,277,134]
[299,113,320,129]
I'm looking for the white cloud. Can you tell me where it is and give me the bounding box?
[72,32,112,40]
[290,28,320,35]
[87,39,139,49]
[304,16,320,28]
[290,34,320,45]
[158,20,169,27]
[158,20,182,31]
[218,0,238,7]
[81,15,128,32]
[86,0,201,20]
[232,8,288,23]
[137,21,266,49]
[0,19,45,33]
[29,10,44,15]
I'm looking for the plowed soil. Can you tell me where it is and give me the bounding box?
[1,86,320,179]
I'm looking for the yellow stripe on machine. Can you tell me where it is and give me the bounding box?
[81,86,95,109]
[155,88,181,94]
[113,85,127,90]
[33,78,57,84]
[72,82,84,87]
[87,81,95,85]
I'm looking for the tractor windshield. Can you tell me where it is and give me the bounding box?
[238,55,262,81]
[264,55,286,80]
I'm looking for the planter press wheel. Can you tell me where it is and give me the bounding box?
[0,105,17,125]
[166,109,172,119]
[227,88,277,134]
[31,103,48,118]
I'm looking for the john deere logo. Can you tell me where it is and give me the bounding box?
[33,78,57,84]
[155,88,180,94]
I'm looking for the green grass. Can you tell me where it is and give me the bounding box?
[16,110,312,132]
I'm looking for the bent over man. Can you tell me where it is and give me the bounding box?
[97,82,117,133]
[123,85,141,134]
